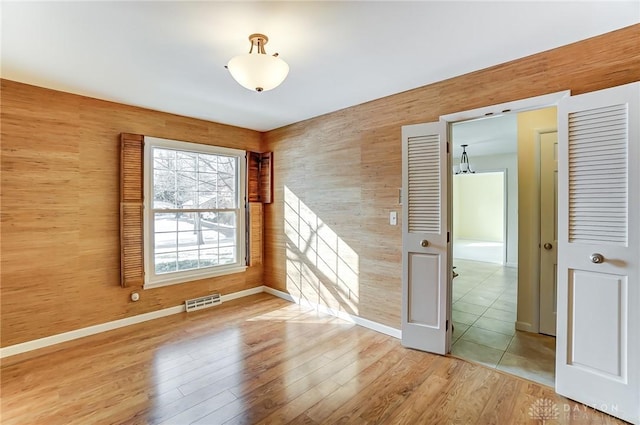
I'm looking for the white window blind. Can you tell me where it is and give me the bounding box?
[407,135,441,234]
[568,104,628,245]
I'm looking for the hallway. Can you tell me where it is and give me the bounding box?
[451,259,555,387]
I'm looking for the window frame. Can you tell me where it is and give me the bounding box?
[143,136,247,289]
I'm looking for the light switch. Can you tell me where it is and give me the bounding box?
[390,211,397,226]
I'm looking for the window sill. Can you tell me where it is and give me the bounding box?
[143,265,247,290]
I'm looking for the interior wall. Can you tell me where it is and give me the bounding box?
[516,107,558,333]
[453,172,504,242]
[0,80,263,347]
[453,153,518,266]
[453,172,505,264]
[263,24,640,329]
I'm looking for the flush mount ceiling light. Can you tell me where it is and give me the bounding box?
[455,144,475,174]
[226,33,289,93]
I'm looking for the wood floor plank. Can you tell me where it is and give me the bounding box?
[472,372,522,425]
[342,350,441,423]
[220,331,395,424]
[180,320,344,395]
[436,362,501,424]
[416,361,489,423]
[0,294,628,425]
[383,358,462,425]
[226,322,358,399]
[241,332,396,425]
[302,344,410,424]
[285,413,319,425]
[156,390,238,425]
[256,378,341,424]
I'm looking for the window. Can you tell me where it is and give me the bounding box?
[143,137,246,288]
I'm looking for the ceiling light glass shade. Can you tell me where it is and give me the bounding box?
[227,34,289,92]
[454,144,475,174]
[227,52,289,92]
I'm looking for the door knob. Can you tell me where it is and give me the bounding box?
[543,243,553,250]
[420,240,429,247]
[590,253,604,264]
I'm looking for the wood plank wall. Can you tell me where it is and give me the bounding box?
[262,24,640,328]
[0,81,263,347]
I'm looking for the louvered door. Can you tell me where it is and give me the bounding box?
[556,82,639,424]
[401,121,450,354]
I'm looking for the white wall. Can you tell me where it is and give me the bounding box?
[454,153,518,266]
[453,172,505,241]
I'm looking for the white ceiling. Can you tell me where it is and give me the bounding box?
[452,114,518,158]
[2,1,638,132]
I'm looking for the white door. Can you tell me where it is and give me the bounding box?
[556,82,639,424]
[401,121,450,355]
[539,131,558,336]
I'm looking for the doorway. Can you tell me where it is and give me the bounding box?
[401,83,639,423]
[449,112,556,387]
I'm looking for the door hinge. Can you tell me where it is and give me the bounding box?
[447,232,450,243]
[446,320,449,331]
[446,142,450,154]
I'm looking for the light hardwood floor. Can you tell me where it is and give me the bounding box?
[0,294,626,425]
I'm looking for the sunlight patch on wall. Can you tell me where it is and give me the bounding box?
[284,186,360,315]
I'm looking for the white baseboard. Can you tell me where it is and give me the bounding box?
[1,285,402,359]
[1,286,264,359]
[516,321,536,333]
[0,304,185,359]
[263,286,295,302]
[221,286,264,302]
[505,262,518,268]
[265,287,402,339]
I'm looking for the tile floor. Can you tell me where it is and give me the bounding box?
[451,259,556,387]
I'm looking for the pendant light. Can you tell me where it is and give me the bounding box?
[226,33,289,92]
[455,144,475,174]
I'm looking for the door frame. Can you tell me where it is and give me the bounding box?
[440,90,570,348]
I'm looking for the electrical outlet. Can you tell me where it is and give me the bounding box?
[390,211,398,226]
